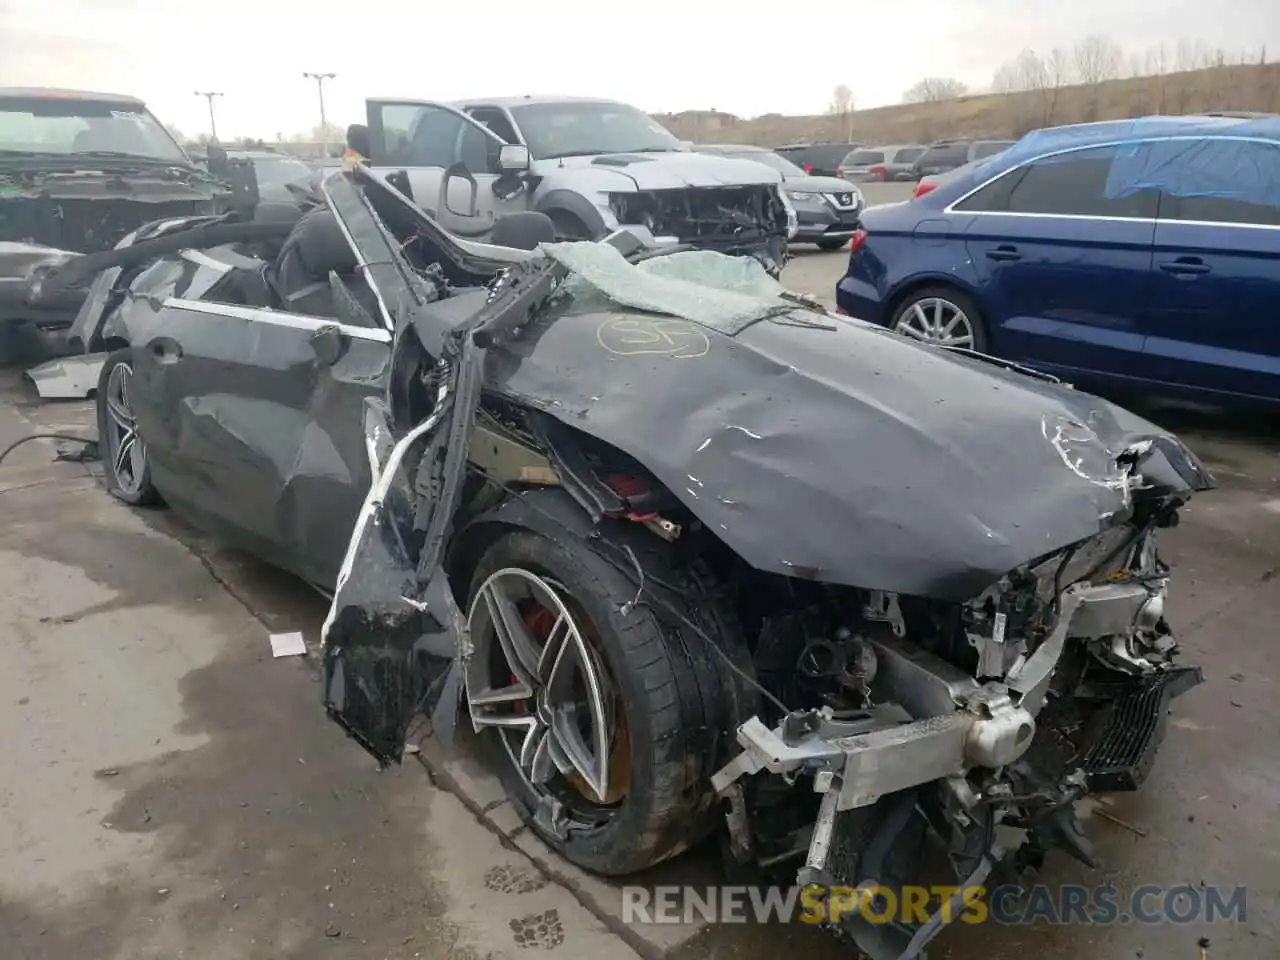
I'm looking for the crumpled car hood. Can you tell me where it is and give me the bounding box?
[487,296,1209,600]
[531,151,783,191]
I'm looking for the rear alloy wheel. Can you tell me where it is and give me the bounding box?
[95,348,161,506]
[891,286,988,352]
[465,530,725,876]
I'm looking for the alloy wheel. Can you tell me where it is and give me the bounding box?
[466,567,628,825]
[103,361,147,496]
[894,297,976,349]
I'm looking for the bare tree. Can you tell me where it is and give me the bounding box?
[1145,42,1169,76]
[1075,34,1123,84]
[902,77,969,103]
[826,84,855,141]
[828,84,855,115]
[991,49,1072,128]
[1174,38,1211,72]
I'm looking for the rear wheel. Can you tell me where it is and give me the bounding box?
[96,348,162,506]
[890,285,988,352]
[465,529,728,876]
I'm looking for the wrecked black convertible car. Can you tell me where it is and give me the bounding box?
[79,164,1211,960]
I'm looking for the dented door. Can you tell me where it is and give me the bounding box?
[131,299,391,588]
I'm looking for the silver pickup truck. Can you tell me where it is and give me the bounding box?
[357,94,796,272]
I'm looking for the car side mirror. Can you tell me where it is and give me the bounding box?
[441,162,479,218]
[498,144,530,174]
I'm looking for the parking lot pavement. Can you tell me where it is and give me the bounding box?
[782,180,914,305]
[0,379,642,960]
[1,274,1278,960]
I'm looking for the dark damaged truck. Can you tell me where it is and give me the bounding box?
[63,165,1209,960]
[0,87,229,359]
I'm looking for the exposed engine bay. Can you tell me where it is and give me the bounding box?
[608,184,791,262]
[709,507,1200,957]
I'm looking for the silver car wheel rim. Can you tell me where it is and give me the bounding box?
[465,568,621,820]
[104,362,146,496]
[894,297,976,349]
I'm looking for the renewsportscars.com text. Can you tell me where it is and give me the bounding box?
[621,883,1247,927]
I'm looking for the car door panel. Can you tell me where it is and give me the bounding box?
[1145,222,1280,400]
[1141,138,1280,402]
[132,300,390,587]
[957,143,1159,381]
[365,98,514,232]
[966,217,1156,377]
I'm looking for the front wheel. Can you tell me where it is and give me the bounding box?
[890,286,989,353]
[545,209,595,242]
[464,529,730,876]
[95,348,162,506]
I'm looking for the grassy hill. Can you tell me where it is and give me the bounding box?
[656,61,1280,147]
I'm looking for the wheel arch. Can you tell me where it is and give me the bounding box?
[531,190,608,239]
[447,483,760,753]
[883,273,983,328]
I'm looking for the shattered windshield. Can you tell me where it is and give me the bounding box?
[0,96,188,163]
[511,101,683,160]
[543,242,826,335]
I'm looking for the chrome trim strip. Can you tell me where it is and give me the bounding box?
[945,209,1280,232]
[162,297,392,343]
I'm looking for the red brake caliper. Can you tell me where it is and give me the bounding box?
[513,603,556,715]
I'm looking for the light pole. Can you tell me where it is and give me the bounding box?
[194,91,223,142]
[303,71,336,157]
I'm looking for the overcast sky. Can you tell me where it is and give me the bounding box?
[2,0,1277,139]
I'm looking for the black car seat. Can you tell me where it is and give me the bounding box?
[267,207,374,319]
[490,211,555,251]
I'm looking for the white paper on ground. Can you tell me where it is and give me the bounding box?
[269,631,308,657]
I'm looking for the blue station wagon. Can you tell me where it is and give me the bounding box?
[835,116,1280,406]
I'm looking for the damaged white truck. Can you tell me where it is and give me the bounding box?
[58,165,1208,960]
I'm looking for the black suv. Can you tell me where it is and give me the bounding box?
[776,141,859,177]
[910,138,1014,178]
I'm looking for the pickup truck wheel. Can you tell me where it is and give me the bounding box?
[546,210,594,242]
[96,348,162,506]
[465,529,725,876]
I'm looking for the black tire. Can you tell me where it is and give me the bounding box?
[466,529,735,876]
[96,348,163,506]
[545,209,595,242]
[816,237,849,251]
[890,284,990,353]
